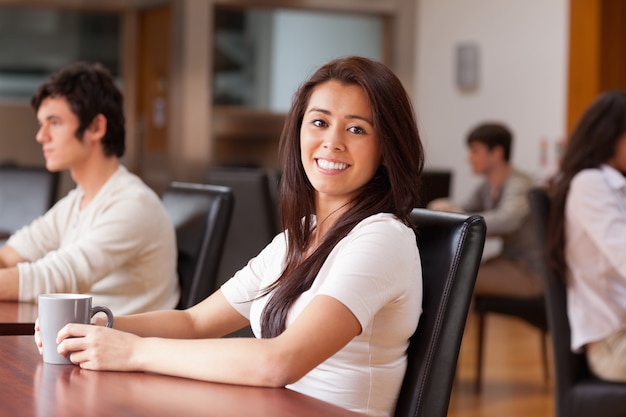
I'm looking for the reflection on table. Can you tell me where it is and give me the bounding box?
[0,336,363,417]
[0,301,37,335]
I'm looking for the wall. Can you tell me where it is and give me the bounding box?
[0,102,40,166]
[0,101,74,198]
[414,0,569,203]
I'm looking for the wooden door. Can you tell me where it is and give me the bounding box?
[568,0,626,132]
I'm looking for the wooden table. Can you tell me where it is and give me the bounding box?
[0,301,38,335]
[0,336,364,417]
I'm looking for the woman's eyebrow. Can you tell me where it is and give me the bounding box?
[307,107,330,115]
[345,114,373,124]
[307,107,372,124]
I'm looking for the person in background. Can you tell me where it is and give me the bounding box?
[429,122,543,298]
[0,61,179,315]
[549,89,626,382]
[35,56,424,417]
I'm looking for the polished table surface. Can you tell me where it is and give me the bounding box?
[0,301,38,335]
[0,336,364,417]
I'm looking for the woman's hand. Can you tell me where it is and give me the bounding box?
[34,317,43,354]
[33,313,115,356]
[56,323,143,372]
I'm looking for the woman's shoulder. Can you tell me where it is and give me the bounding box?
[351,213,415,241]
[355,212,406,225]
[568,167,623,205]
[571,167,607,190]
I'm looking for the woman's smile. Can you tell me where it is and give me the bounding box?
[315,158,350,172]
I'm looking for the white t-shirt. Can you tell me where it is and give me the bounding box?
[565,165,626,352]
[221,212,422,417]
[8,165,180,315]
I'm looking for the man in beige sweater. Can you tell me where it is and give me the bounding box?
[429,122,542,297]
[0,62,179,315]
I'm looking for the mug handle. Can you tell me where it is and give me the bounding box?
[90,306,114,328]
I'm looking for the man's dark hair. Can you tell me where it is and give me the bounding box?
[31,61,125,157]
[466,122,512,162]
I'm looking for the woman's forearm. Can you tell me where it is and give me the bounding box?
[114,309,197,338]
[135,336,290,387]
[114,290,249,339]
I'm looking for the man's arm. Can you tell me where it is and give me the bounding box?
[427,197,463,212]
[0,245,28,300]
[0,245,27,268]
[0,266,20,300]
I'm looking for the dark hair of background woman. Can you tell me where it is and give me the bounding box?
[548,89,626,279]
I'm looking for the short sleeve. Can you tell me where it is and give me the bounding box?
[314,214,420,330]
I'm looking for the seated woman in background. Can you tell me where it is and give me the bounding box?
[549,89,626,382]
[35,56,425,417]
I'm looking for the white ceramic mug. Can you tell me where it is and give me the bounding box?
[38,294,114,365]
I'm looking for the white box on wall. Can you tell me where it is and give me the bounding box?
[455,42,479,91]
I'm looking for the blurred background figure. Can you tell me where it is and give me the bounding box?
[549,89,626,383]
[429,122,543,299]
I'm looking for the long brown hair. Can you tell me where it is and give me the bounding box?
[259,56,424,338]
[548,89,626,279]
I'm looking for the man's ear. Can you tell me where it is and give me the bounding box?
[86,114,107,142]
[491,145,505,160]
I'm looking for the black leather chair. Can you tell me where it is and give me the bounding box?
[527,187,626,417]
[161,182,234,310]
[0,163,59,241]
[205,167,278,289]
[394,208,486,417]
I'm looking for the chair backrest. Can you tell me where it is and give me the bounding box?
[161,181,234,309]
[0,164,59,237]
[394,208,486,417]
[206,167,278,289]
[527,187,587,412]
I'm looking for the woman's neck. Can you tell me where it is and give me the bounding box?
[309,200,352,254]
